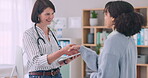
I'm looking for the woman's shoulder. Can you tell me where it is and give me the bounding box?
[104,31,135,53]
[106,31,130,44]
[105,31,130,48]
[102,31,129,56]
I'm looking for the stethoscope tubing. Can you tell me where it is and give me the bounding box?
[34,23,62,49]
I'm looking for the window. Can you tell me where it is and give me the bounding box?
[0,0,33,64]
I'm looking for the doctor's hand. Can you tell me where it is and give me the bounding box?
[60,44,78,56]
[59,55,81,66]
[68,45,81,52]
[64,55,80,64]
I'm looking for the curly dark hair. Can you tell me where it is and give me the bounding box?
[31,0,55,23]
[104,1,145,36]
[115,12,144,36]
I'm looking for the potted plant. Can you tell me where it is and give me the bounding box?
[90,11,99,26]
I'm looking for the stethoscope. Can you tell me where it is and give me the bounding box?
[34,23,62,50]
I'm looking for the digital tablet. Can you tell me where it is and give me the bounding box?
[59,53,81,61]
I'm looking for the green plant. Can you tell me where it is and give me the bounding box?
[95,44,101,54]
[91,11,98,18]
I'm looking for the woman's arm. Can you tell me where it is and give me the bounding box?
[90,53,119,78]
[69,39,120,78]
[79,46,99,71]
[89,36,121,78]
[69,45,99,71]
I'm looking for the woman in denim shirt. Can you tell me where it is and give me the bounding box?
[69,1,145,78]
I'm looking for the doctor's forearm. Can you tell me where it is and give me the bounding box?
[47,44,76,64]
[47,50,64,64]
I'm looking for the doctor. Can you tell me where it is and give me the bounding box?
[23,0,78,78]
[69,1,145,78]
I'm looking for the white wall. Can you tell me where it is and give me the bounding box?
[52,0,148,17]
[51,0,148,39]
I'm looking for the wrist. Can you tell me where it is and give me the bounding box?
[58,49,65,55]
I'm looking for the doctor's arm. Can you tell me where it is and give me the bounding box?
[23,32,77,67]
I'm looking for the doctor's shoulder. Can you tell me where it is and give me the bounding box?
[23,27,36,38]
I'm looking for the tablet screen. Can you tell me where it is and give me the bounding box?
[59,53,81,61]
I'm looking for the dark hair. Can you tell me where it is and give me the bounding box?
[104,1,145,36]
[31,0,55,23]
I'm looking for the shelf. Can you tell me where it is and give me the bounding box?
[137,45,148,48]
[137,64,148,67]
[83,26,148,29]
[83,8,104,11]
[143,26,148,28]
[135,7,148,9]
[83,7,148,11]
[82,44,96,46]
[83,44,148,47]
[83,26,111,29]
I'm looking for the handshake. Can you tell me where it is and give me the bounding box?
[58,44,81,65]
[60,44,81,56]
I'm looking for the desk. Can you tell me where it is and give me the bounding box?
[0,64,17,78]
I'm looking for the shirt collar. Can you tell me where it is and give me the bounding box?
[34,26,51,35]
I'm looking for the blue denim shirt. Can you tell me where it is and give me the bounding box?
[79,31,137,78]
